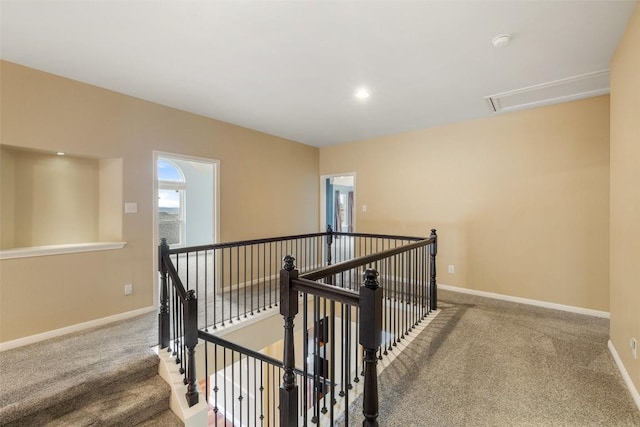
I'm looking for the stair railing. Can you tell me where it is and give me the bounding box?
[158,237,199,407]
[279,229,437,426]
[158,228,438,414]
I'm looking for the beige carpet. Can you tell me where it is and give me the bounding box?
[0,311,181,426]
[348,289,640,426]
[2,290,638,426]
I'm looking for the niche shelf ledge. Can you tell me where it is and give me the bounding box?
[0,242,127,260]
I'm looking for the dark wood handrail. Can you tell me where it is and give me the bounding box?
[198,329,332,384]
[300,236,435,281]
[163,254,189,301]
[166,230,426,255]
[166,231,327,255]
[291,277,360,306]
[331,231,425,241]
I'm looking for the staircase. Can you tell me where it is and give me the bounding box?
[0,313,182,427]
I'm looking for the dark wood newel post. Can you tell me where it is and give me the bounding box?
[184,289,199,406]
[429,229,438,311]
[326,224,334,286]
[158,238,170,349]
[280,255,299,427]
[360,269,382,427]
[326,224,333,266]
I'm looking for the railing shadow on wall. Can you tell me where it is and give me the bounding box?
[158,227,437,425]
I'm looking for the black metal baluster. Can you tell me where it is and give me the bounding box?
[339,301,345,399]
[204,250,209,330]
[223,346,227,425]
[303,291,309,427]
[354,303,359,385]
[253,358,257,426]
[344,302,350,427]
[236,246,240,322]
[260,361,264,426]
[266,363,270,425]
[330,299,336,424]
[244,245,248,318]
[204,342,209,405]
[393,251,398,348]
[402,250,407,338]
[214,343,219,426]
[321,297,328,415]
[221,249,225,327]
[269,242,273,308]
[213,248,218,330]
[231,350,235,426]
[229,247,233,324]
[251,244,255,315]
[312,295,319,424]
[262,243,266,313]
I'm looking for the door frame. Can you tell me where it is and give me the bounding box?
[319,172,356,233]
[152,150,220,308]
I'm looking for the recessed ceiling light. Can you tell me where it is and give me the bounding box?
[492,34,511,48]
[56,151,65,156]
[354,88,371,100]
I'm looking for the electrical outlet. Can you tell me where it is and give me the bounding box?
[631,338,637,360]
[448,265,455,274]
[124,284,133,295]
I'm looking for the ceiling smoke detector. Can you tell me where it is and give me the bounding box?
[492,34,511,48]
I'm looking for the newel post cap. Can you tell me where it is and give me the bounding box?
[363,269,379,290]
[282,255,296,271]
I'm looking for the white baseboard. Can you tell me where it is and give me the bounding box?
[437,284,610,319]
[608,340,640,412]
[0,306,156,352]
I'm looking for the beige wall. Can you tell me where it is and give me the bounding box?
[321,96,610,312]
[0,61,319,342]
[1,147,101,248]
[0,146,16,248]
[610,4,640,397]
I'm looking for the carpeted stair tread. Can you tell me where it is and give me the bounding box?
[46,374,170,427]
[0,353,160,426]
[135,409,184,427]
[0,312,170,426]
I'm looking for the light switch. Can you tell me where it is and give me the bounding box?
[124,202,138,214]
[362,205,367,212]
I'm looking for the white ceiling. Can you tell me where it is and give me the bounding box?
[1,1,637,147]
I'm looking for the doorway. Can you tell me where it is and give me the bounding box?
[153,151,219,305]
[320,174,356,233]
[154,152,219,248]
[321,173,355,263]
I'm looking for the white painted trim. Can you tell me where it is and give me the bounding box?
[608,340,640,412]
[0,241,127,260]
[152,150,220,312]
[157,349,208,427]
[437,284,610,318]
[0,306,155,352]
[320,172,356,232]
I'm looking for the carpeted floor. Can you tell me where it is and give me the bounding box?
[2,290,638,426]
[0,311,165,425]
[348,289,640,426]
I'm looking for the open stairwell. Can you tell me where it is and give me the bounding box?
[0,312,183,427]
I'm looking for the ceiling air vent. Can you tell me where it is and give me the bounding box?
[485,70,609,113]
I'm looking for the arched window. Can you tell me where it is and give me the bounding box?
[157,159,185,246]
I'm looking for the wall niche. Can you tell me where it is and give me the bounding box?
[0,145,123,253]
